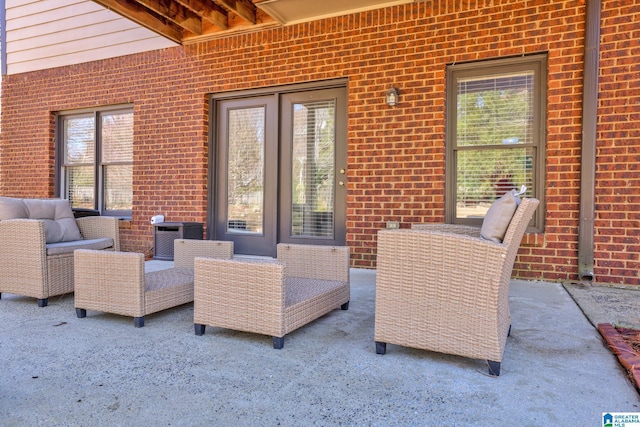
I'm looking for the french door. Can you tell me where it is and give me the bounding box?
[212,86,347,257]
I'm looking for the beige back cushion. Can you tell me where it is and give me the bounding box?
[0,197,83,243]
[480,192,521,243]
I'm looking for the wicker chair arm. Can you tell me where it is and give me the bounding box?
[173,239,233,269]
[277,243,350,283]
[74,249,145,317]
[377,228,510,294]
[76,216,120,251]
[411,223,481,238]
[194,258,286,337]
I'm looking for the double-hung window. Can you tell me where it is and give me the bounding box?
[58,106,133,217]
[445,54,546,230]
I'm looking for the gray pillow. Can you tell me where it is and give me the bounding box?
[0,196,29,220]
[23,199,83,243]
[480,191,521,243]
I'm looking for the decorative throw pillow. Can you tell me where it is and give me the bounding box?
[480,191,521,243]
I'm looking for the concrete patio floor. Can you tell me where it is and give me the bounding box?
[1,264,638,426]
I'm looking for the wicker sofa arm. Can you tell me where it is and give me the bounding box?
[76,216,120,251]
[0,219,48,295]
[277,243,350,283]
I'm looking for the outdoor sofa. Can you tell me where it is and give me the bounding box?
[0,197,120,307]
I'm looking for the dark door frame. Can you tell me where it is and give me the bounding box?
[207,78,348,253]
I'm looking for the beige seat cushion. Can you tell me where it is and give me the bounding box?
[46,238,114,256]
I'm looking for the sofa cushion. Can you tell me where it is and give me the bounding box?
[46,238,114,256]
[480,191,521,243]
[0,196,29,220]
[23,199,83,243]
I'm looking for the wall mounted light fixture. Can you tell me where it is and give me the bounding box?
[385,87,400,107]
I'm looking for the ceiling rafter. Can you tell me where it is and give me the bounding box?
[135,0,202,35]
[93,0,184,43]
[216,0,257,24]
[173,0,229,30]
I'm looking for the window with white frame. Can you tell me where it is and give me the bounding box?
[58,107,133,216]
[445,55,546,229]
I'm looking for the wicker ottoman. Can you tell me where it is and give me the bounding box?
[74,239,233,327]
[194,243,350,348]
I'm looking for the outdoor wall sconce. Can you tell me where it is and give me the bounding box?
[385,87,400,107]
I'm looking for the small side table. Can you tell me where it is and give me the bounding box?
[153,222,203,260]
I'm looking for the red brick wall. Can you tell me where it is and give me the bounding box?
[1,0,638,285]
[594,1,640,285]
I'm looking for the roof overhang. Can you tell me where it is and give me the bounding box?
[92,0,415,44]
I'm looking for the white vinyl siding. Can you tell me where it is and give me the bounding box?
[5,0,176,75]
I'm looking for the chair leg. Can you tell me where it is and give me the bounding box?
[487,360,501,376]
[341,301,349,310]
[273,336,285,349]
[37,298,48,307]
[375,341,387,355]
[508,324,512,337]
[134,317,145,328]
[75,308,87,318]
[194,324,206,336]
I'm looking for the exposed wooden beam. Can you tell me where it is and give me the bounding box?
[93,0,184,43]
[174,0,229,30]
[216,0,256,24]
[136,0,203,35]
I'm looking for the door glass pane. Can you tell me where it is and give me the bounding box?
[227,107,265,234]
[291,100,335,238]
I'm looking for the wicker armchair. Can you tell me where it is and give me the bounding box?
[0,216,120,307]
[194,243,350,349]
[374,198,539,375]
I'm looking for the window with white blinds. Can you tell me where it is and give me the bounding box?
[59,107,133,216]
[446,55,545,228]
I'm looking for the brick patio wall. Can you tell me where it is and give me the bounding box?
[1,0,638,285]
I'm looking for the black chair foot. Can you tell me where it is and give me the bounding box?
[487,360,501,376]
[273,336,284,349]
[37,298,48,307]
[75,308,87,318]
[341,301,350,310]
[134,317,145,328]
[194,324,206,336]
[508,324,512,337]
[375,341,386,355]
